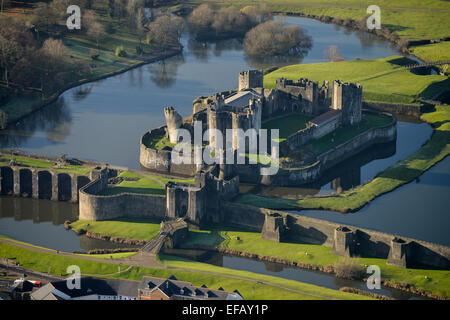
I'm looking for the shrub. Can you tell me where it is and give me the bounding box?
[333,257,365,280]
[115,45,127,57]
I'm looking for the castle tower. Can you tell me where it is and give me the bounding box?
[261,213,285,242]
[332,80,363,126]
[164,106,183,144]
[238,70,263,91]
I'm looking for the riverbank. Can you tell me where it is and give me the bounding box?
[0,2,182,127]
[236,104,449,213]
[197,0,450,62]
[0,237,368,300]
[178,226,450,299]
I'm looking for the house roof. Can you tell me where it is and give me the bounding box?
[31,277,139,300]
[310,109,341,126]
[139,276,243,300]
[225,90,261,108]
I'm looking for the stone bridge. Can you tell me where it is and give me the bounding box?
[403,60,450,70]
[0,165,92,203]
[141,218,188,254]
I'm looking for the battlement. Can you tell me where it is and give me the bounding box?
[332,80,363,126]
[164,106,183,144]
[238,70,263,91]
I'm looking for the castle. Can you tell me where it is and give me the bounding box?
[141,69,364,181]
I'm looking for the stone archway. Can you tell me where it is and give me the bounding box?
[57,173,72,201]
[0,166,13,195]
[38,171,52,199]
[19,169,33,197]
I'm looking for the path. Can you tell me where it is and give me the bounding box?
[0,238,343,300]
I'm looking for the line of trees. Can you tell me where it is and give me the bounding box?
[187,4,271,40]
[243,20,312,59]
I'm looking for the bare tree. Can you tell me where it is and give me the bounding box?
[147,15,184,50]
[187,4,214,36]
[212,7,248,37]
[41,38,68,66]
[244,20,312,58]
[0,35,20,87]
[324,45,344,62]
[88,21,106,49]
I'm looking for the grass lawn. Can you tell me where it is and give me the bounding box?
[313,113,393,155]
[264,56,449,104]
[0,154,91,175]
[182,225,450,298]
[220,0,450,42]
[142,132,176,151]
[70,218,162,241]
[76,252,138,260]
[262,114,313,141]
[98,171,166,196]
[409,42,450,63]
[97,171,195,196]
[0,242,124,276]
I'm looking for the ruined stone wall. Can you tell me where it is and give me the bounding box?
[140,130,198,177]
[332,81,362,126]
[261,112,397,186]
[363,101,432,117]
[79,177,166,221]
[312,114,341,139]
[221,202,450,269]
[238,70,263,91]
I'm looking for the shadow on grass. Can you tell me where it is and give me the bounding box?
[98,187,165,196]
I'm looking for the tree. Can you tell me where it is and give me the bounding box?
[187,4,214,37]
[147,14,184,50]
[240,5,272,27]
[244,20,312,58]
[88,21,106,49]
[31,2,58,34]
[0,35,20,87]
[212,7,248,37]
[323,45,344,62]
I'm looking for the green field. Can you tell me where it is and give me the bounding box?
[70,218,162,241]
[264,56,449,104]
[98,171,195,196]
[313,113,392,155]
[220,0,450,42]
[142,132,176,151]
[0,239,368,300]
[181,226,450,298]
[0,241,123,276]
[409,42,450,63]
[262,114,313,141]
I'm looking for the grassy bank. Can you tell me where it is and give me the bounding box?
[0,1,179,125]
[264,56,449,104]
[262,114,313,141]
[156,254,374,300]
[0,154,91,175]
[70,218,162,241]
[181,226,450,298]
[0,241,123,276]
[216,0,450,42]
[0,238,367,300]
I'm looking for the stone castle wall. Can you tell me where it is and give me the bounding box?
[260,112,396,186]
[78,177,166,221]
[221,202,450,269]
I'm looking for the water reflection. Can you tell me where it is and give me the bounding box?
[0,97,72,148]
[147,54,186,88]
[0,197,139,252]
